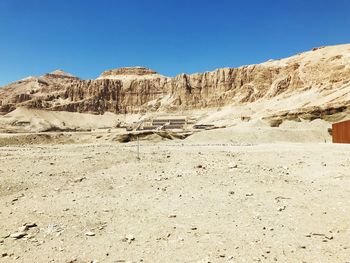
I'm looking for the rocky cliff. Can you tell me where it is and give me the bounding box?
[1,44,350,120]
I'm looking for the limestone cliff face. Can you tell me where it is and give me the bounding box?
[99,67,158,78]
[1,44,350,119]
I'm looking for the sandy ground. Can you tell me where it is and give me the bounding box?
[0,138,350,263]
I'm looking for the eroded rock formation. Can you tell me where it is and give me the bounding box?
[1,44,350,119]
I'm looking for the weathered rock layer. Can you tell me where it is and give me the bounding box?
[1,44,350,119]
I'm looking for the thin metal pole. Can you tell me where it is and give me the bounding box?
[137,135,140,160]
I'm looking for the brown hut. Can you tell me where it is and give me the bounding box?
[332,120,350,143]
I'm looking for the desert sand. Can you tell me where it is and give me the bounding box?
[0,128,350,263]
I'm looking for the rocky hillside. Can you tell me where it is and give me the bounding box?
[1,44,350,121]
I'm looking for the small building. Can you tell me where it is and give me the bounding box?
[332,120,350,143]
[152,116,187,129]
[139,116,189,131]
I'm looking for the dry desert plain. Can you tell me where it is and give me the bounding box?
[0,128,350,263]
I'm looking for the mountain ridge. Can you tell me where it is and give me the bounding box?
[0,44,349,123]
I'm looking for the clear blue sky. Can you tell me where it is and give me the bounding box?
[0,0,349,86]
